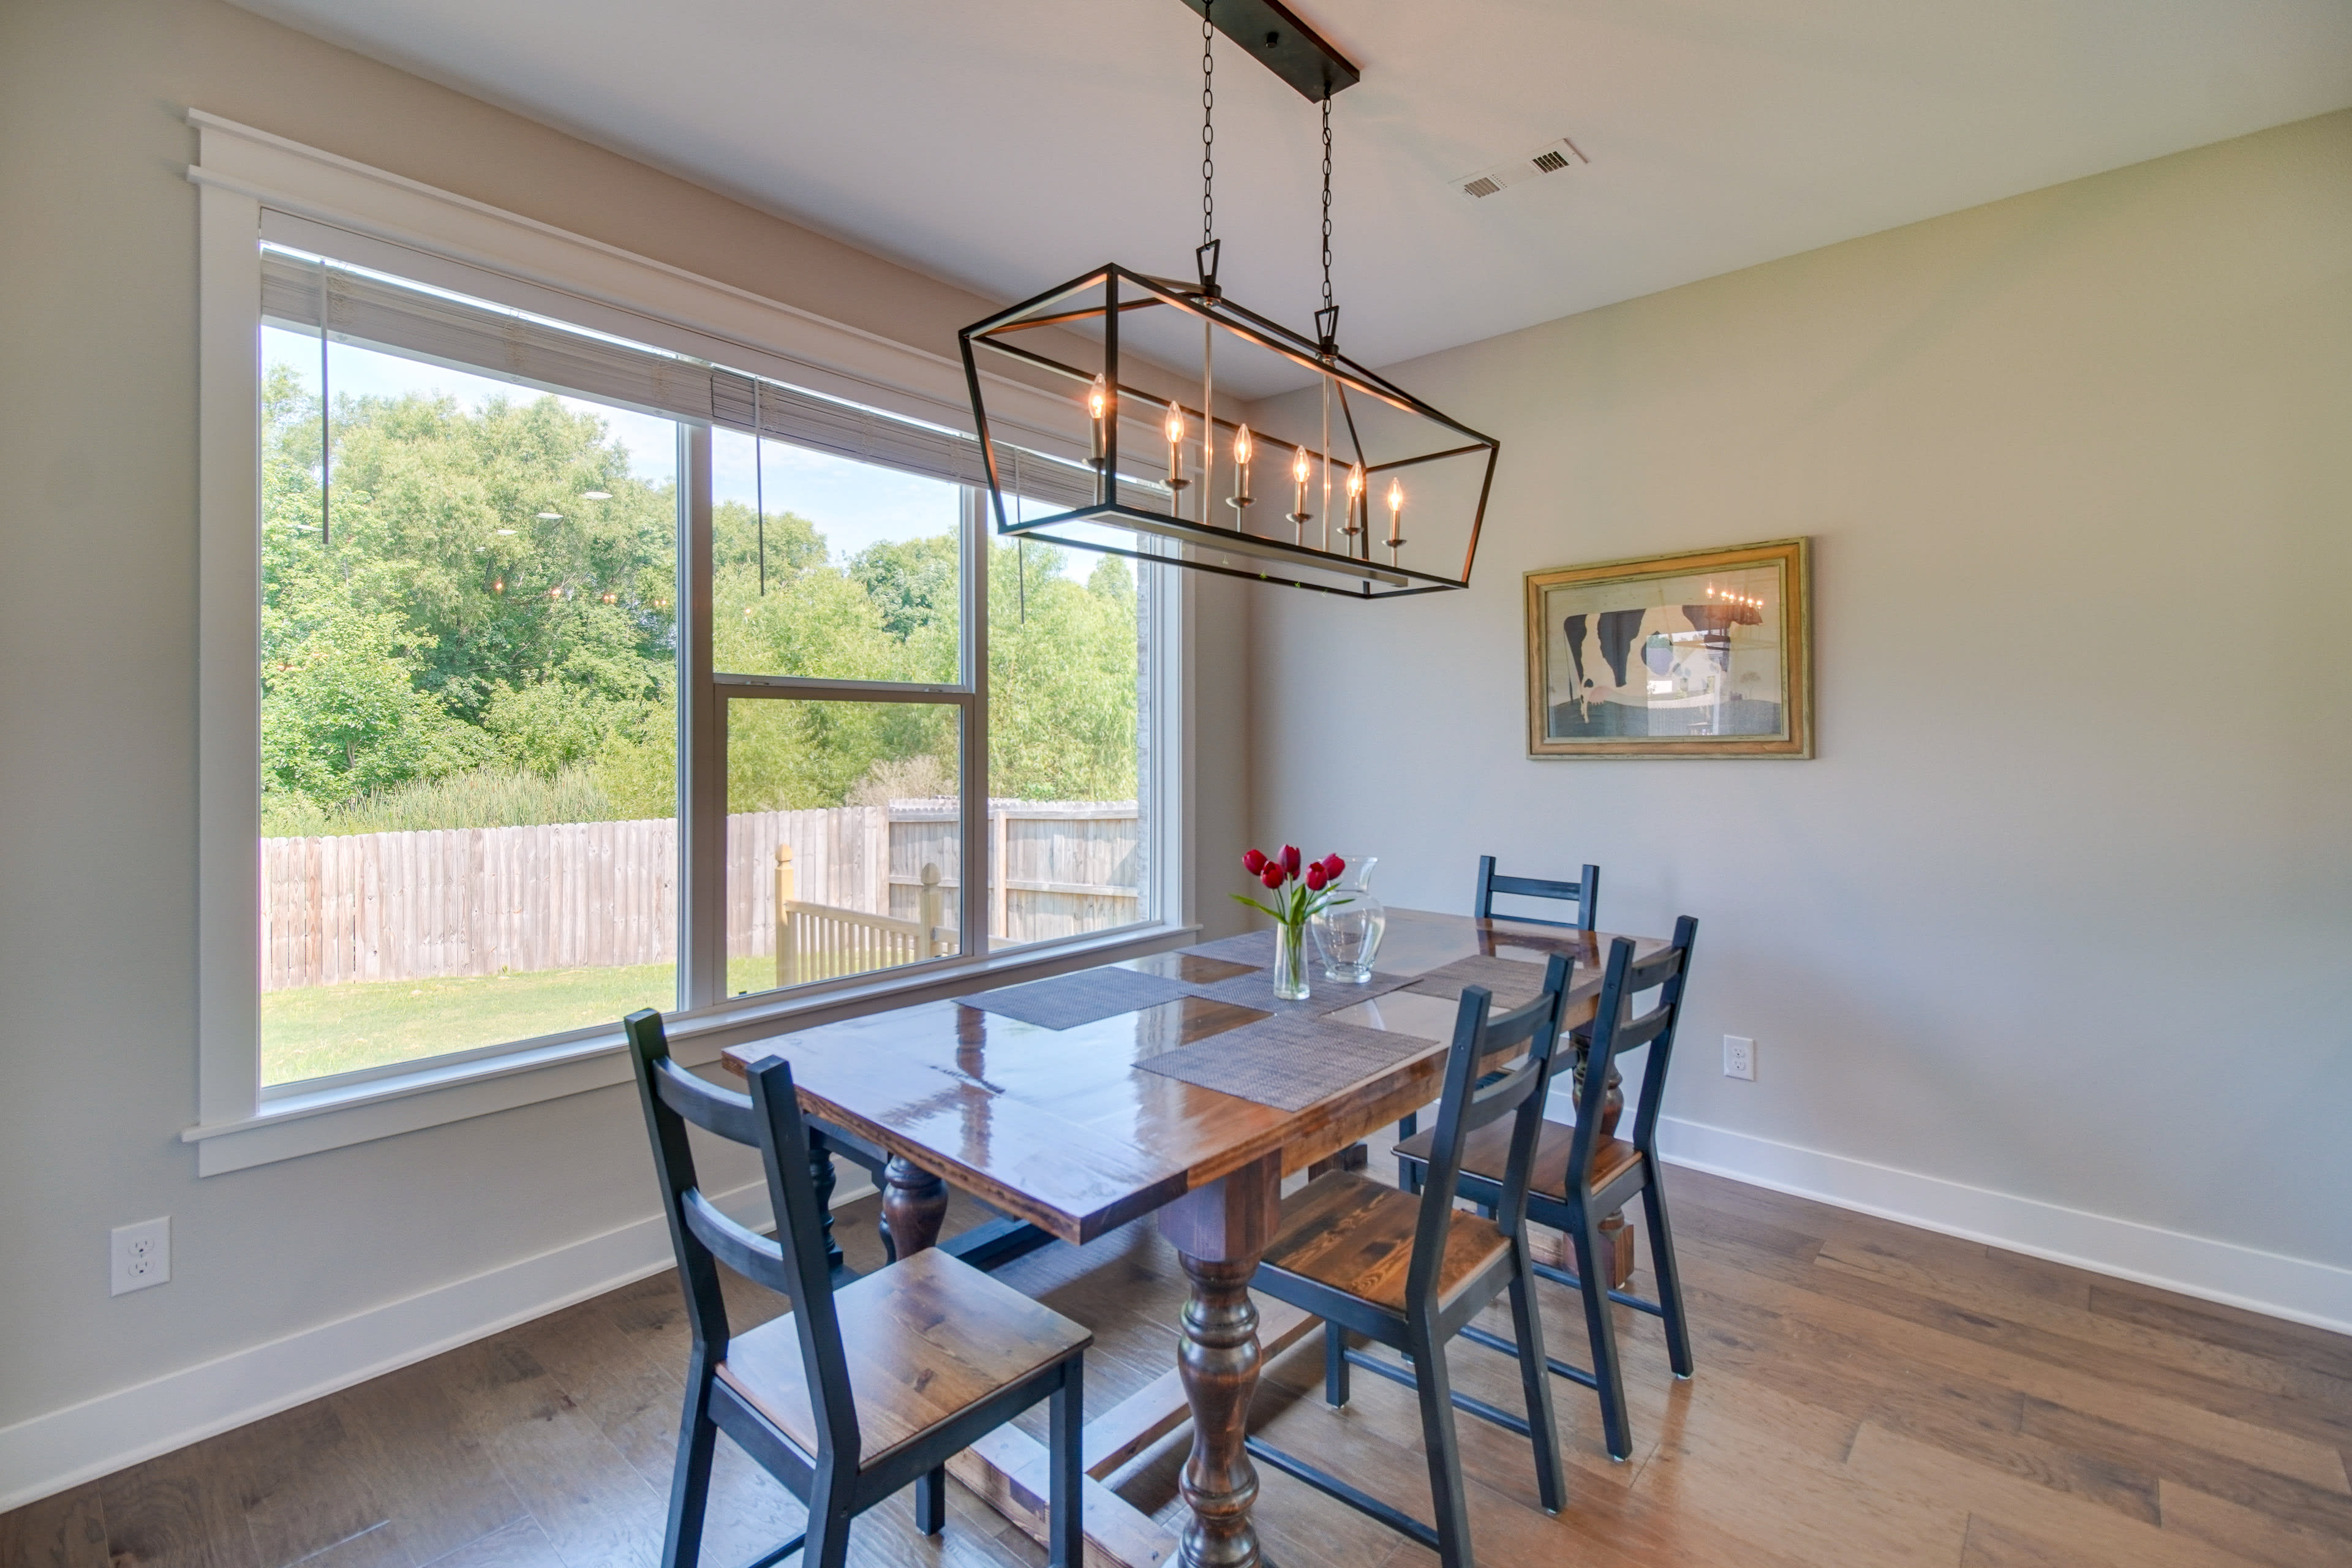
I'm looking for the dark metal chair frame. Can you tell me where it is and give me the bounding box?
[1473,853,1600,932]
[1397,918,1699,1462]
[1247,956,1575,1566]
[624,1010,1085,1568]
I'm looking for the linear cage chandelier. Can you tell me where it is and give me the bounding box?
[959,1,1498,600]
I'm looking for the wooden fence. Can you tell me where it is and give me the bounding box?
[260,801,1140,990]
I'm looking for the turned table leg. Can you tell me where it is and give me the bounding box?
[809,1137,846,1280]
[880,1154,949,1261]
[1157,1153,1282,1568]
[1576,1046,1638,1289]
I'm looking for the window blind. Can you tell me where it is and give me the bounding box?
[260,247,1097,510]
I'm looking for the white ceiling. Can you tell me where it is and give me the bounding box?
[235,0,2352,394]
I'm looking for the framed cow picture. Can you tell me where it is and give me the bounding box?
[1526,537,1812,758]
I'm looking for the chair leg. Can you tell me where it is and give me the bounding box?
[1408,1332,1476,1568]
[913,1464,946,1536]
[1569,1212,1633,1461]
[1398,1152,1423,1195]
[1049,1356,1085,1568]
[1641,1174,1695,1379]
[1508,1252,1567,1515]
[799,1470,855,1568]
[1324,1318,1351,1407]
[661,1361,720,1568]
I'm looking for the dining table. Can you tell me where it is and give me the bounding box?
[718,905,1666,1568]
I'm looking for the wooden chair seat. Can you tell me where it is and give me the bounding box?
[720,1247,1093,1467]
[1395,1117,1642,1200]
[1258,1170,1511,1316]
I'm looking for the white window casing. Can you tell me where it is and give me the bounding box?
[187,112,1194,1175]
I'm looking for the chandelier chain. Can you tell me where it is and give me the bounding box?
[1320,94,1334,315]
[1200,1,1216,251]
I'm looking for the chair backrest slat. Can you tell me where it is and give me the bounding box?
[1567,918,1699,1186]
[1472,854,1600,931]
[650,1052,764,1146]
[1408,954,1574,1304]
[625,1009,862,1464]
[1626,941,1685,993]
[680,1188,792,1295]
[1455,982,1566,1134]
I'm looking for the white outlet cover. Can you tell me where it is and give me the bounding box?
[1724,1035,1757,1082]
[111,1216,171,1295]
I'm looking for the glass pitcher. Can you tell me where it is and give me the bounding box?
[1309,855,1387,982]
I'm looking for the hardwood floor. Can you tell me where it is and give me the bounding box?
[7,1152,2348,1568]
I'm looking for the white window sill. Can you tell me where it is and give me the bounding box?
[182,922,1199,1176]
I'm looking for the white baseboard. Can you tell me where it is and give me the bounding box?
[14,1118,2350,1515]
[0,1175,873,1514]
[1656,1116,2352,1337]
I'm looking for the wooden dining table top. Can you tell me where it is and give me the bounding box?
[719,908,1663,1248]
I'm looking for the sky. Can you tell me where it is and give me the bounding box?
[262,325,962,565]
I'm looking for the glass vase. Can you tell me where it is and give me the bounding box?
[1310,856,1387,982]
[1273,921,1311,1002]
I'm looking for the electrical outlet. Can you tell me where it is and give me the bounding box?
[1723,1035,1756,1082]
[111,1217,171,1295]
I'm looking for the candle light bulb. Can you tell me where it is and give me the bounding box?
[1162,403,1188,510]
[1287,445,1312,541]
[1387,479,1404,515]
[1087,375,1109,466]
[1347,464,1364,499]
[1233,424,1253,467]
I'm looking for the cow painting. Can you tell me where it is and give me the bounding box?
[1537,564,1790,742]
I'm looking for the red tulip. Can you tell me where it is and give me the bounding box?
[1242,848,1268,876]
[1280,845,1302,875]
[1305,863,1328,891]
[1322,853,1346,880]
[1260,865,1286,889]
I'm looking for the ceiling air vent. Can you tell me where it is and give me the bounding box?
[1452,136,1588,201]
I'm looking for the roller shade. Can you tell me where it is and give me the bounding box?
[261,246,1096,510]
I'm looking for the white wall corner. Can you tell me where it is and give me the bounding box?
[1656,1117,2352,1337]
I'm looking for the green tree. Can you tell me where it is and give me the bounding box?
[988,543,1139,801]
[260,366,677,813]
[258,349,1143,828]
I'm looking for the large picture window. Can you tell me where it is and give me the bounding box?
[249,241,1161,1093]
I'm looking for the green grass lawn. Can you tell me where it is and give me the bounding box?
[259,954,803,1085]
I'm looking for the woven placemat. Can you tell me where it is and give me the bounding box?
[1183,968,1416,1017]
[956,967,1197,1030]
[1133,1012,1433,1112]
[1177,930,1277,967]
[1403,954,1558,1013]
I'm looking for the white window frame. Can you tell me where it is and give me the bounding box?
[184,113,1195,1176]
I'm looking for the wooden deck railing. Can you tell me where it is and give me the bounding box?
[775,848,952,987]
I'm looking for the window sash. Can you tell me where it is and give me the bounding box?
[254,252,1156,1085]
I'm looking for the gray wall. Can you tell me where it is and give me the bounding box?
[1243,111,2352,1284]
[0,0,1246,1442]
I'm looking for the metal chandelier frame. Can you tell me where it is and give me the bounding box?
[956,2,1499,601]
[960,265,1497,599]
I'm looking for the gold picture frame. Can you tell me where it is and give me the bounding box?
[1526,537,1812,759]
